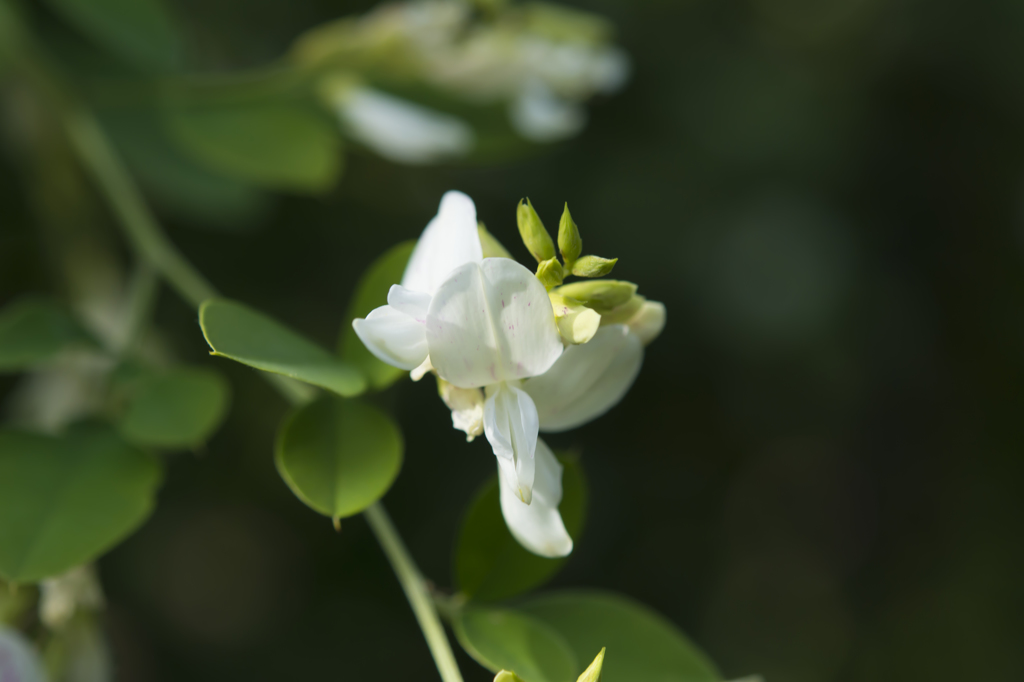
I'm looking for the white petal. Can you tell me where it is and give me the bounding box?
[387,284,431,322]
[509,79,586,143]
[426,259,562,388]
[335,86,474,164]
[0,625,47,682]
[402,191,484,295]
[628,300,666,345]
[483,384,538,503]
[523,325,643,432]
[351,305,428,370]
[498,439,572,558]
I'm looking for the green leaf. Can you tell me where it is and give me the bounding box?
[165,101,342,193]
[275,396,402,519]
[116,367,231,449]
[41,0,181,71]
[0,424,163,583]
[338,240,416,390]
[199,298,366,397]
[0,298,93,372]
[456,457,587,602]
[519,591,722,682]
[454,605,579,682]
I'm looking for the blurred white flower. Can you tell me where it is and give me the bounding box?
[510,79,586,143]
[0,625,46,682]
[40,565,104,630]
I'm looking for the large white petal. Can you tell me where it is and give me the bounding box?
[351,305,428,370]
[498,439,572,558]
[401,191,483,295]
[523,324,643,432]
[426,258,562,388]
[386,284,431,322]
[483,384,538,503]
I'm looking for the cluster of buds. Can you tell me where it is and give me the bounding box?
[353,191,663,557]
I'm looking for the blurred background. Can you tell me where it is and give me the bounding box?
[2,0,1024,680]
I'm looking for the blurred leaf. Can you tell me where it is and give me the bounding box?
[116,367,231,449]
[0,298,93,372]
[200,298,366,397]
[165,101,342,193]
[453,605,579,682]
[0,424,163,583]
[102,111,273,229]
[456,457,587,602]
[519,591,722,682]
[338,240,415,390]
[275,396,403,519]
[41,0,181,71]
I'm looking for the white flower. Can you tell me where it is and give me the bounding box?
[334,86,474,164]
[40,564,104,630]
[0,625,47,682]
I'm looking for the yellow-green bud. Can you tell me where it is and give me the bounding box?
[536,258,565,290]
[478,223,513,259]
[558,203,583,268]
[549,293,601,345]
[628,300,666,345]
[494,672,525,682]
[600,294,646,326]
[571,255,617,278]
[555,280,637,312]
[517,198,556,262]
[577,647,606,682]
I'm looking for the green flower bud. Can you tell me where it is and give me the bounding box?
[478,222,513,259]
[558,203,583,268]
[571,255,617,278]
[494,671,525,682]
[555,280,637,312]
[517,198,556,262]
[577,647,606,682]
[599,294,646,326]
[536,258,565,290]
[549,293,601,345]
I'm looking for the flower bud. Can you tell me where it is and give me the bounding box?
[554,279,637,312]
[494,672,525,682]
[437,378,485,441]
[599,294,645,326]
[478,223,513,259]
[517,198,556,262]
[549,293,601,345]
[571,255,617,278]
[536,258,565,290]
[628,300,666,345]
[558,203,582,268]
[577,647,606,682]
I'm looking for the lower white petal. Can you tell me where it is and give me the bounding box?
[352,305,428,370]
[498,439,572,558]
[483,383,538,503]
[523,324,643,432]
[387,284,432,322]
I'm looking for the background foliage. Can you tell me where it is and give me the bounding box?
[2,0,1023,680]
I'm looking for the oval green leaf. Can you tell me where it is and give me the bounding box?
[275,396,402,519]
[0,424,163,583]
[456,456,587,602]
[41,0,181,71]
[200,298,366,397]
[453,605,579,682]
[519,591,722,682]
[338,240,416,391]
[165,101,341,193]
[116,367,231,449]
[0,297,93,372]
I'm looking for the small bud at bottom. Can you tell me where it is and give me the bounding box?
[549,293,601,344]
[536,258,565,290]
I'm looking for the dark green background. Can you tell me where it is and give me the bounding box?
[2,0,1023,680]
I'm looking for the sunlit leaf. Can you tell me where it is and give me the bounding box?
[453,605,579,682]
[41,0,181,71]
[116,367,231,448]
[519,591,722,682]
[199,298,366,397]
[165,101,342,193]
[0,298,93,372]
[338,240,416,390]
[275,396,402,519]
[0,424,163,583]
[456,457,587,601]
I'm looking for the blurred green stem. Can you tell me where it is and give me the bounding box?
[365,504,465,682]
[30,49,463,682]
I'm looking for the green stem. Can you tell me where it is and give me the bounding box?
[364,503,465,682]
[118,262,159,358]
